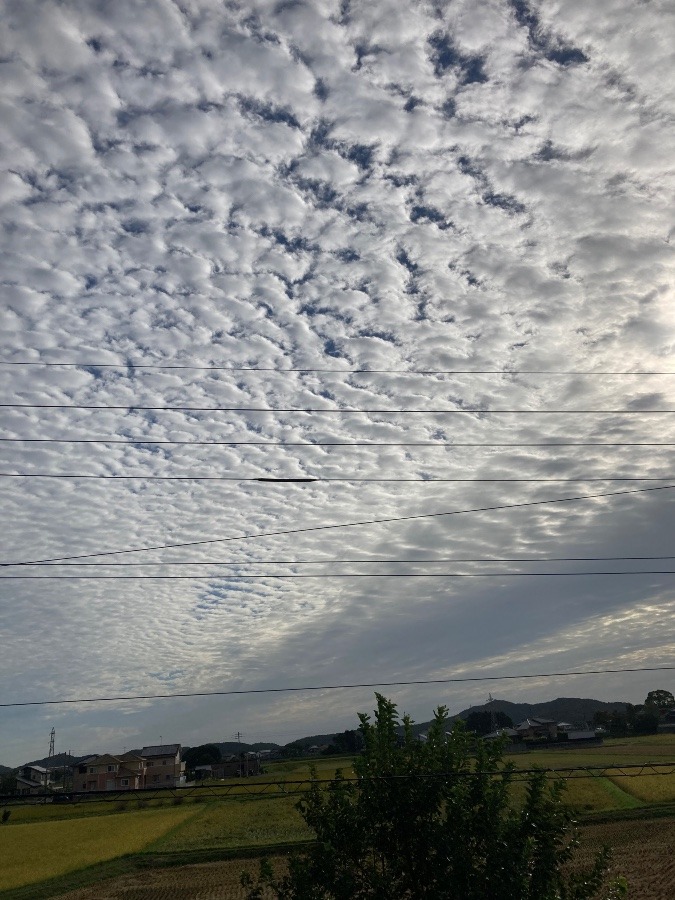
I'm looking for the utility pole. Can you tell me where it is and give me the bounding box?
[44,727,55,803]
[488,695,497,734]
[233,732,248,776]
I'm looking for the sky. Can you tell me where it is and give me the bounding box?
[1,0,675,766]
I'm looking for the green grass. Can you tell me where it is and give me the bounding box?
[595,778,642,810]
[150,797,312,851]
[608,773,675,804]
[0,796,174,825]
[0,805,196,892]
[518,734,675,770]
[2,738,673,896]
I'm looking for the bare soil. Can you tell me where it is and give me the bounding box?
[53,817,675,899]
[56,858,285,900]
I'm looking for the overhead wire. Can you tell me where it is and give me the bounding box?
[3,473,675,483]
[2,361,675,374]
[2,664,675,707]
[3,402,675,413]
[3,483,675,567]
[4,570,675,579]
[11,554,675,567]
[4,483,675,567]
[2,438,675,447]
[5,766,675,804]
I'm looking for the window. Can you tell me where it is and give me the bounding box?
[162,759,167,765]
[121,779,129,786]
[166,774,171,780]
[153,775,160,782]
[88,767,95,774]
[107,765,116,772]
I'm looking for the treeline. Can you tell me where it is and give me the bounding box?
[594,689,674,736]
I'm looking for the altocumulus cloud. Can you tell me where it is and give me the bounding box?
[0,0,674,763]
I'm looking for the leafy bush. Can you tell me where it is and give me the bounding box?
[243,694,626,900]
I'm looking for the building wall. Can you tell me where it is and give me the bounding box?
[144,753,183,786]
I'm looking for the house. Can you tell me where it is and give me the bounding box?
[566,730,598,742]
[657,709,675,734]
[73,746,183,792]
[15,765,51,795]
[74,754,144,792]
[141,744,185,787]
[484,727,519,741]
[198,754,262,779]
[514,718,558,740]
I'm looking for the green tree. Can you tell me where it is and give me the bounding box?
[465,709,513,735]
[633,711,659,735]
[183,744,221,769]
[645,689,675,710]
[332,730,362,754]
[243,695,626,900]
[0,771,15,795]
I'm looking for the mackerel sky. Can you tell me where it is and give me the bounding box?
[1,0,675,765]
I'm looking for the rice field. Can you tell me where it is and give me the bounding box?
[0,806,197,892]
[606,773,675,804]
[46,817,675,900]
[2,736,675,896]
[150,798,312,852]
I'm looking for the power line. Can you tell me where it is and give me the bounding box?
[4,767,675,810]
[4,483,675,567]
[4,766,675,806]
[3,402,675,413]
[2,438,675,448]
[1,664,674,708]
[3,361,675,374]
[8,767,675,809]
[3,473,675,483]
[4,570,675,580]
[11,554,675,567]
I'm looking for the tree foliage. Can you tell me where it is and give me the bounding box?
[465,709,513,735]
[632,711,659,735]
[644,689,675,710]
[183,743,221,769]
[323,730,363,755]
[243,695,626,900]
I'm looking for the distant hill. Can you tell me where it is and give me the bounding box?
[283,734,340,749]
[283,698,632,746]
[210,742,280,757]
[6,696,633,771]
[24,753,89,769]
[410,697,629,734]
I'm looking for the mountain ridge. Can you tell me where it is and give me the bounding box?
[1,696,634,770]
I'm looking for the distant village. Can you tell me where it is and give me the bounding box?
[8,697,675,798]
[14,743,269,797]
[11,719,601,798]
[12,741,329,797]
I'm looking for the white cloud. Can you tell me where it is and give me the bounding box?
[0,0,674,764]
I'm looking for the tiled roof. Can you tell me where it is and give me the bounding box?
[515,717,556,729]
[141,744,180,757]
